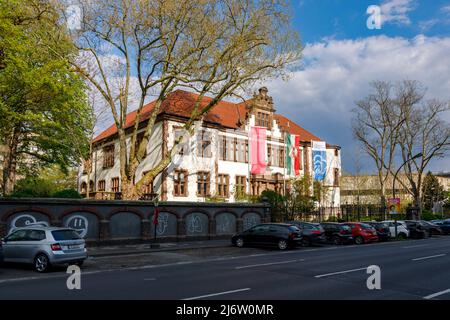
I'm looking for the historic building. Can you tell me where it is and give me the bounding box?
[78,87,341,210]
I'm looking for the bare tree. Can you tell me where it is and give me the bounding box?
[393,81,450,216]
[352,81,404,208]
[353,80,450,217]
[53,0,301,199]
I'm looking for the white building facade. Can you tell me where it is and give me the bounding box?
[79,87,341,211]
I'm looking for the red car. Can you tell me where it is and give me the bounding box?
[341,222,379,245]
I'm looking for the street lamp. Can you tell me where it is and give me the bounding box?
[392,152,423,237]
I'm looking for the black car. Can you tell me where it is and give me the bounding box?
[320,222,354,245]
[365,222,390,241]
[403,220,431,238]
[287,221,326,246]
[231,223,302,250]
[438,220,450,235]
[421,221,442,235]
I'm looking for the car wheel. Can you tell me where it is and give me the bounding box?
[354,236,364,245]
[301,238,311,247]
[397,233,407,240]
[235,237,244,248]
[278,239,288,250]
[34,253,50,273]
[332,236,341,245]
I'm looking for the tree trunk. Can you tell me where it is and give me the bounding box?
[2,128,20,195]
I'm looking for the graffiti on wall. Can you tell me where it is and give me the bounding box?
[216,213,236,234]
[156,212,169,236]
[187,214,203,234]
[65,215,89,238]
[243,213,261,231]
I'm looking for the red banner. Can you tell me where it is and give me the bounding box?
[250,126,266,174]
[294,135,300,176]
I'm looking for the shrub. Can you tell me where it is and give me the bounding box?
[10,178,55,198]
[52,189,83,199]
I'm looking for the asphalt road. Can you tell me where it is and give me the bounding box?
[1,236,450,300]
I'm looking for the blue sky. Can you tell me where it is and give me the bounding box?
[265,0,450,174]
[293,0,450,42]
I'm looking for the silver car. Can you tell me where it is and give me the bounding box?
[1,225,87,272]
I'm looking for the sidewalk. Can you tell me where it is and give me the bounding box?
[87,239,231,257]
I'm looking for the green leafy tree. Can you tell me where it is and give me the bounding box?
[259,190,285,222]
[10,165,80,198]
[0,0,93,195]
[421,172,445,211]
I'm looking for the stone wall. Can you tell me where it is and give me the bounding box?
[0,199,271,244]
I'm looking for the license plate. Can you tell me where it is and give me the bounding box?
[69,244,83,249]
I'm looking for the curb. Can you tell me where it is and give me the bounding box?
[88,243,232,258]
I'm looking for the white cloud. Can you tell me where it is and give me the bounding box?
[265,35,450,173]
[442,5,450,15]
[380,0,416,25]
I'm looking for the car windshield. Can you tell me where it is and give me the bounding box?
[51,229,81,240]
[360,223,374,229]
[340,225,351,231]
[289,226,301,232]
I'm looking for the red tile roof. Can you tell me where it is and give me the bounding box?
[273,114,321,142]
[93,89,322,143]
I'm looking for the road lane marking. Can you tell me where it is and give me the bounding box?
[412,254,446,261]
[315,267,367,278]
[144,278,156,281]
[235,259,304,270]
[182,288,251,300]
[424,288,450,300]
[3,237,450,284]
[403,244,428,249]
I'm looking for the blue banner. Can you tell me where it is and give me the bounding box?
[312,141,327,181]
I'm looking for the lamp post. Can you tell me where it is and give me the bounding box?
[392,152,422,237]
[151,195,160,248]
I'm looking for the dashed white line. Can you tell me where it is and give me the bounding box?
[424,288,450,300]
[314,267,367,278]
[403,244,428,249]
[235,259,304,270]
[412,254,446,261]
[182,288,251,300]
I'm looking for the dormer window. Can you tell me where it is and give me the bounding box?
[256,112,270,127]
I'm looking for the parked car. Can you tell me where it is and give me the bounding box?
[433,220,450,234]
[382,220,410,239]
[0,240,4,266]
[421,221,442,235]
[341,222,378,244]
[1,226,87,272]
[402,220,431,239]
[231,223,302,250]
[320,222,354,245]
[364,222,391,241]
[287,221,326,246]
